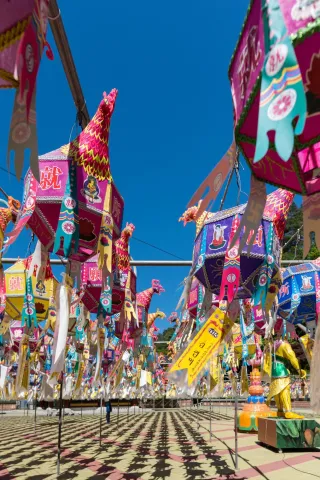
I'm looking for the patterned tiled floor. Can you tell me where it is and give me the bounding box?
[0,407,320,479]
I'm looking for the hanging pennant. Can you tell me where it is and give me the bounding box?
[230,176,267,254]
[98,182,113,272]
[97,276,112,320]
[21,276,37,329]
[4,173,37,249]
[254,0,306,163]
[124,271,137,321]
[253,224,275,308]
[170,308,233,386]
[187,142,236,220]
[0,265,6,315]
[219,215,241,303]
[53,162,79,257]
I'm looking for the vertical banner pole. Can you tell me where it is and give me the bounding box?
[99,396,103,447]
[209,395,212,441]
[57,372,64,477]
[117,398,119,430]
[34,385,37,434]
[234,393,239,470]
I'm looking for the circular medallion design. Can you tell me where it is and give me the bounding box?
[228,247,239,259]
[64,197,76,209]
[265,44,288,77]
[62,221,76,235]
[267,254,274,264]
[102,297,110,307]
[259,274,267,286]
[197,254,204,267]
[267,89,297,121]
[26,306,34,315]
[12,122,31,144]
[26,196,35,209]
[227,273,236,283]
[26,294,33,302]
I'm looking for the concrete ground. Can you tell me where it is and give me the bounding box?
[0,405,320,479]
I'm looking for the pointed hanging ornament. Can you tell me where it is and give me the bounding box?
[124,271,137,322]
[53,161,79,257]
[230,176,267,254]
[21,275,37,329]
[254,0,306,163]
[97,181,113,272]
[253,224,275,309]
[219,215,241,303]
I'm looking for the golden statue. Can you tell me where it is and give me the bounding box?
[264,338,306,419]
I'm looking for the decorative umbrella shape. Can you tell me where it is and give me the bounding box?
[5,259,58,322]
[6,89,124,265]
[277,260,320,325]
[192,189,293,301]
[1,0,53,181]
[229,0,320,195]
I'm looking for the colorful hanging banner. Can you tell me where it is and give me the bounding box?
[21,276,37,329]
[170,308,233,385]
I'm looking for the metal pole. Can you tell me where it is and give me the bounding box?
[162,394,164,410]
[117,399,119,430]
[99,396,102,448]
[57,372,64,477]
[34,387,37,434]
[209,396,212,441]
[81,406,82,418]
[197,397,199,429]
[127,401,129,421]
[153,396,155,411]
[234,394,239,470]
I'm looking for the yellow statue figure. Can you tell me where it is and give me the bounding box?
[265,338,306,419]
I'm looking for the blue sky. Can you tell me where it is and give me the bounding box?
[0,0,252,332]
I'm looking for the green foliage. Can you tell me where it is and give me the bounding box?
[282,202,320,260]
[155,327,175,355]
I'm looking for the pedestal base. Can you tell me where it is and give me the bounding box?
[238,403,276,432]
[258,417,320,450]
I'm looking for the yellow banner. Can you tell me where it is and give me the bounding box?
[170,308,233,385]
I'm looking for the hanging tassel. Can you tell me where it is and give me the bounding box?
[97,181,113,272]
[219,215,241,303]
[254,0,306,163]
[53,161,79,257]
[21,275,37,329]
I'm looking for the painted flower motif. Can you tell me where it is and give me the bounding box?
[268,89,297,121]
[12,122,31,144]
[227,273,236,282]
[26,307,34,315]
[273,95,291,116]
[62,221,76,235]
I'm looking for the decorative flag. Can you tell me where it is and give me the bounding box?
[254,0,306,163]
[53,162,79,257]
[188,142,236,219]
[170,308,233,386]
[219,215,241,303]
[21,276,37,329]
[230,176,267,254]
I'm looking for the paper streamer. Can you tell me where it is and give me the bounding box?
[49,276,72,385]
[230,176,267,254]
[254,0,306,163]
[170,308,233,386]
[187,142,236,220]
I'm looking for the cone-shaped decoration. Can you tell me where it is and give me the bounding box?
[61,89,118,181]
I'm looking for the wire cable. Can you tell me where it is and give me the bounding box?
[131,236,185,261]
[282,452,320,478]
